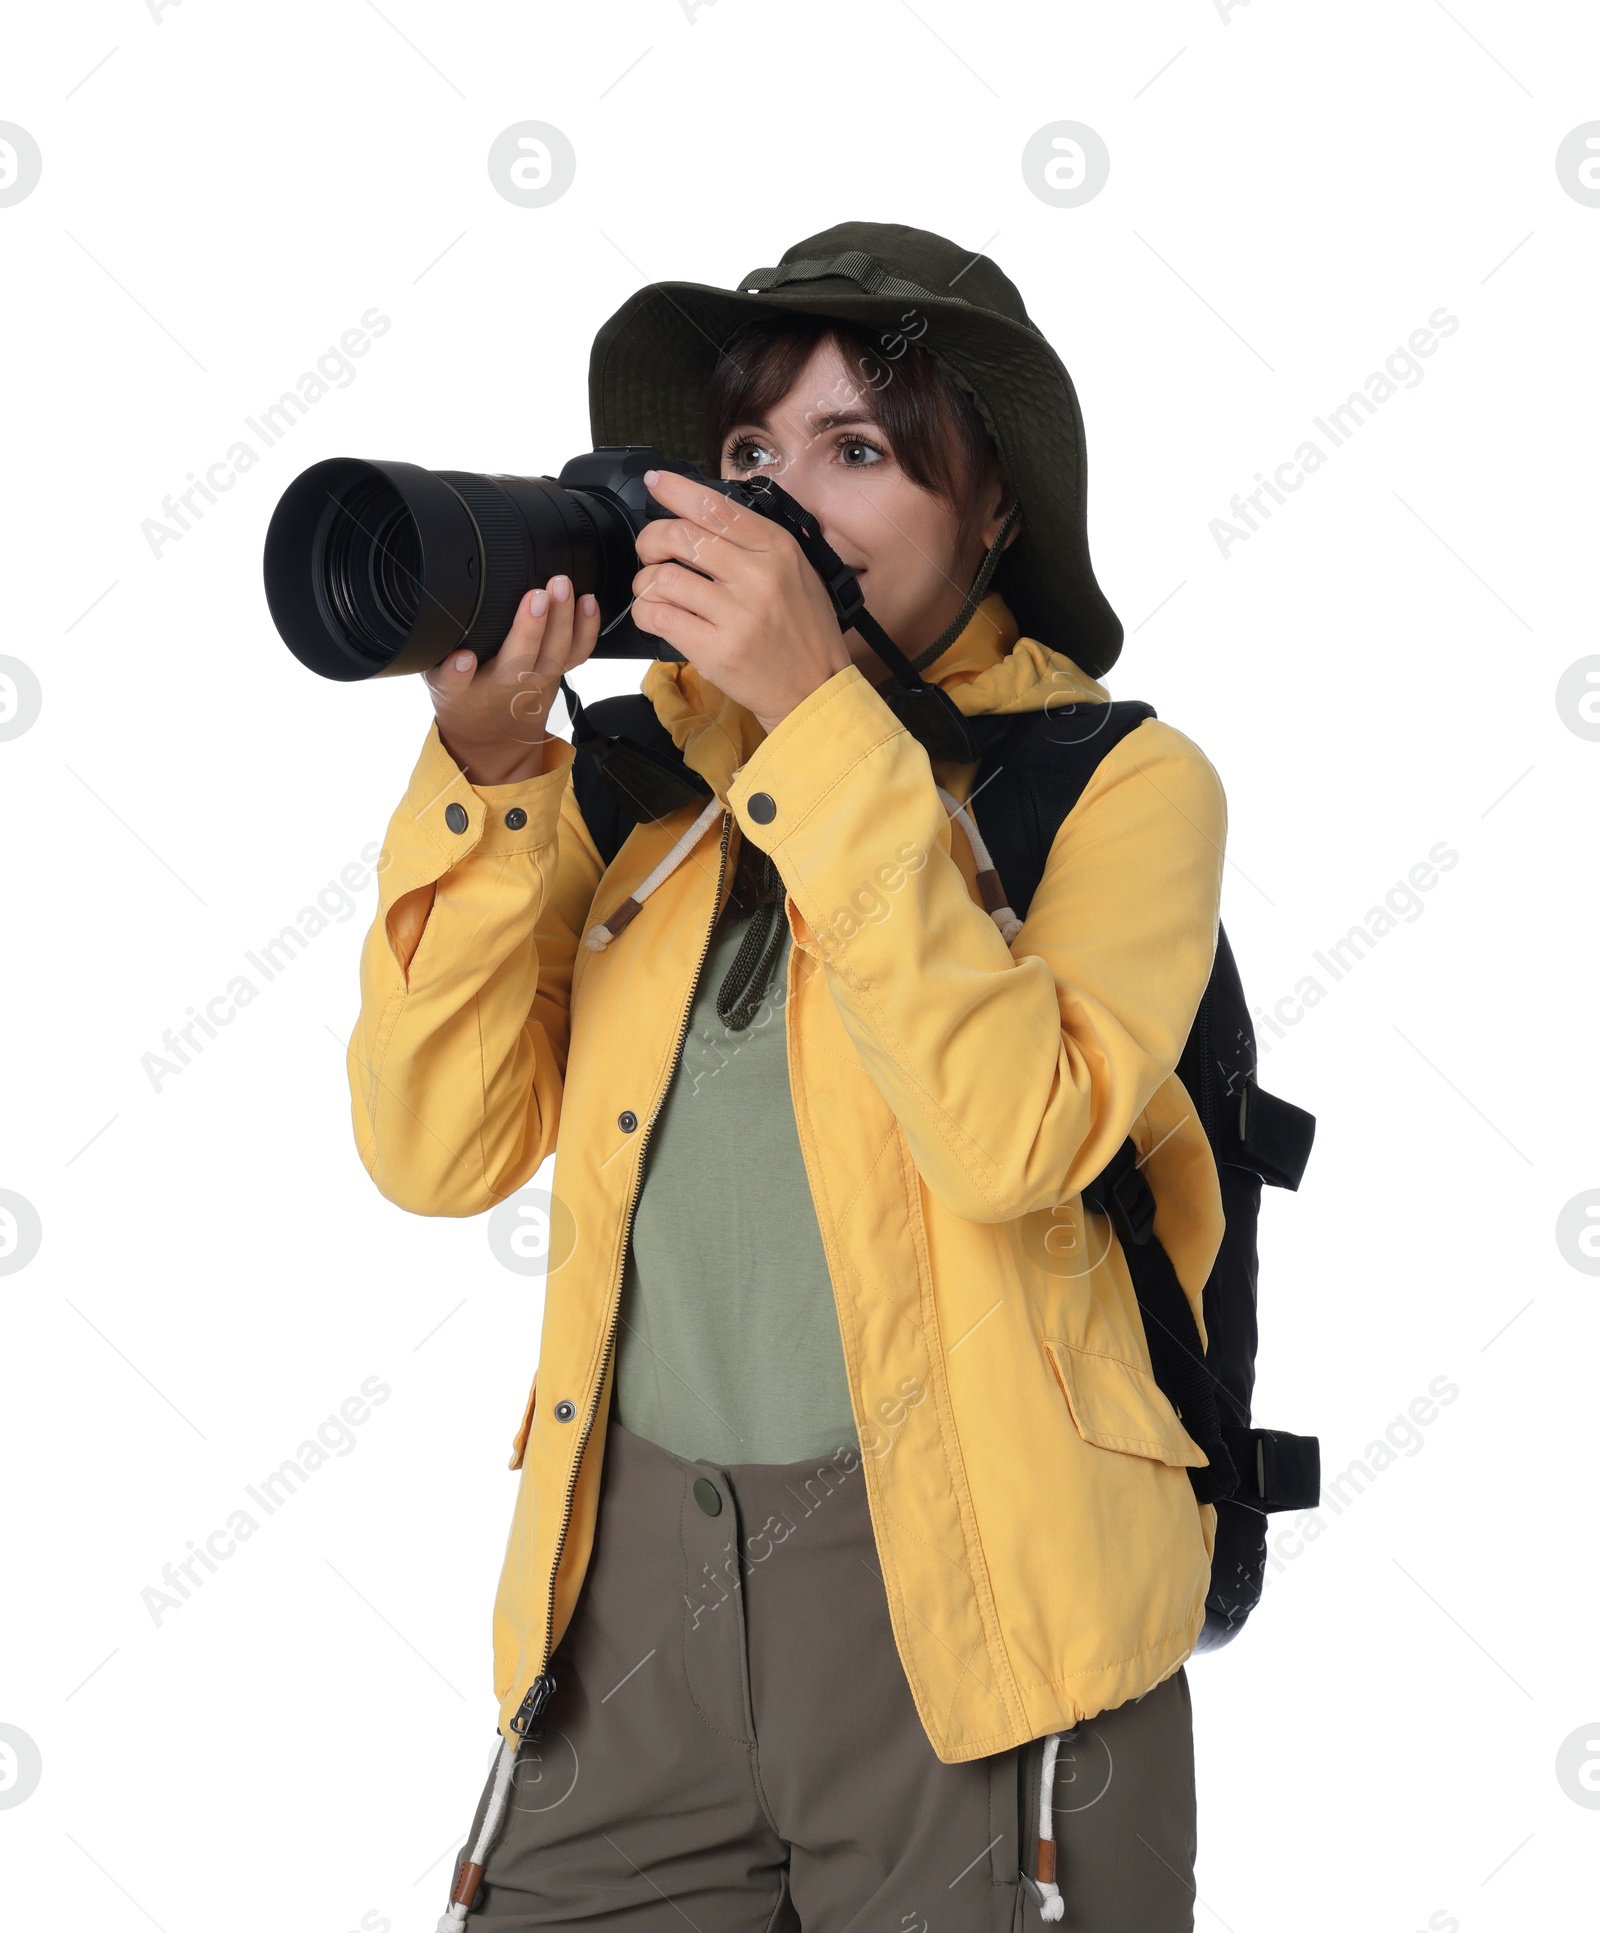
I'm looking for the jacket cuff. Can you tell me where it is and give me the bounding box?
[727,667,905,850]
[389,724,575,878]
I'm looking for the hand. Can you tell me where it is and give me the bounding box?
[631,469,852,732]
[423,575,600,786]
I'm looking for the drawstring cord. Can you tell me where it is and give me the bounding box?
[582,780,1023,958]
[438,1735,519,1929]
[935,785,1023,943]
[585,796,724,951]
[581,801,790,1024]
[443,1712,1073,1924]
[1032,1727,1075,1922]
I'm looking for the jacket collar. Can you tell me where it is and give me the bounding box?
[641,595,1110,800]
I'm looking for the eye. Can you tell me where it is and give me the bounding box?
[837,436,885,468]
[725,437,778,472]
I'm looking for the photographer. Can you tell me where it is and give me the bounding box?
[347,224,1228,1933]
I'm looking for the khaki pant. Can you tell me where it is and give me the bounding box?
[453,1422,1197,1932]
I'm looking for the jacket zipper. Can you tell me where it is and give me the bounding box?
[510,810,735,1738]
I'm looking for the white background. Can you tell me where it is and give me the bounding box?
[2,3,1596,1929]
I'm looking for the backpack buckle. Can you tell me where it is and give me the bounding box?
[1220,1427,1321,1514]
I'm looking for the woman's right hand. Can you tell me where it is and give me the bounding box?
[423,574,601,786]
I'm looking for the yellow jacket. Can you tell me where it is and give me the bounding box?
[348,595,1228,1764]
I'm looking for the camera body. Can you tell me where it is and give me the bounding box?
[552,446,707,662]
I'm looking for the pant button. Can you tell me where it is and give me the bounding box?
[693,1477,723,1517]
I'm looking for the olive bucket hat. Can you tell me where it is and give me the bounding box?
[588,220,1124,680]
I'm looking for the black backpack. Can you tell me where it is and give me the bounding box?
[568,689,1320,1647]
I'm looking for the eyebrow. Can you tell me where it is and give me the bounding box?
[724,407,881,440]
[806,409,879,432]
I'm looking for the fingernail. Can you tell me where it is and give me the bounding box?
[453,651,473,671]
[530,588,548,615]
[551,576,571,603]
[579,593,597,617]
[643,469,659,486]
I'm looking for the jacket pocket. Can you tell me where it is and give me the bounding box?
[1044,1339,1206,1468]
[508,1370,538,1471]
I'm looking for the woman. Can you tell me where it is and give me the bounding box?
[348,223,1227,1933]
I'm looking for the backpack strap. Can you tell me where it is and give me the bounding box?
[974,700,1321,1514]
[1081,1141,1318,1513]
[1080,1139,1240,1505]
[569,724,637,873]
[970,701,1157,924]
[563,682,712,871]
[973,697,1247,1505]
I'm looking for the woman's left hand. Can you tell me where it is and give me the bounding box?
[631,469,853,732]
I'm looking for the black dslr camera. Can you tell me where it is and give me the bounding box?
[263,447,849,679]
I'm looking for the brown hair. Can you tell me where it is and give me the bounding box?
[702,312,1010,544]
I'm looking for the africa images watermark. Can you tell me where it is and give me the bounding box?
[1248,838,1459,1063]
[683,1382,929,1630]
[141,841,383,1092]
[140,1375,391,1626]
[140,305,392,560]
[1210,305,1460,559]
[1261,1374,1459,1588]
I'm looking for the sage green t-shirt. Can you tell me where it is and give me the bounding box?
[612,909,859,1466]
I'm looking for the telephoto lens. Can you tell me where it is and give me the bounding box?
[262,446,712,680]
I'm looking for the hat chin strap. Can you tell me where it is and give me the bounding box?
[907,502,1022,675]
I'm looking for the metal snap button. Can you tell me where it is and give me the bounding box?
[505,807,528,831]
[553,1400,576,1423]
[617,1110,638,1133]
[747,792,777,825]
[445,802,469,834]
[693,1477,723,1517]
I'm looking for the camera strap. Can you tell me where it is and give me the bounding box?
[733,475,988,765]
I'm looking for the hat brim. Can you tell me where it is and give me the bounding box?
[587,279,1123,678]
